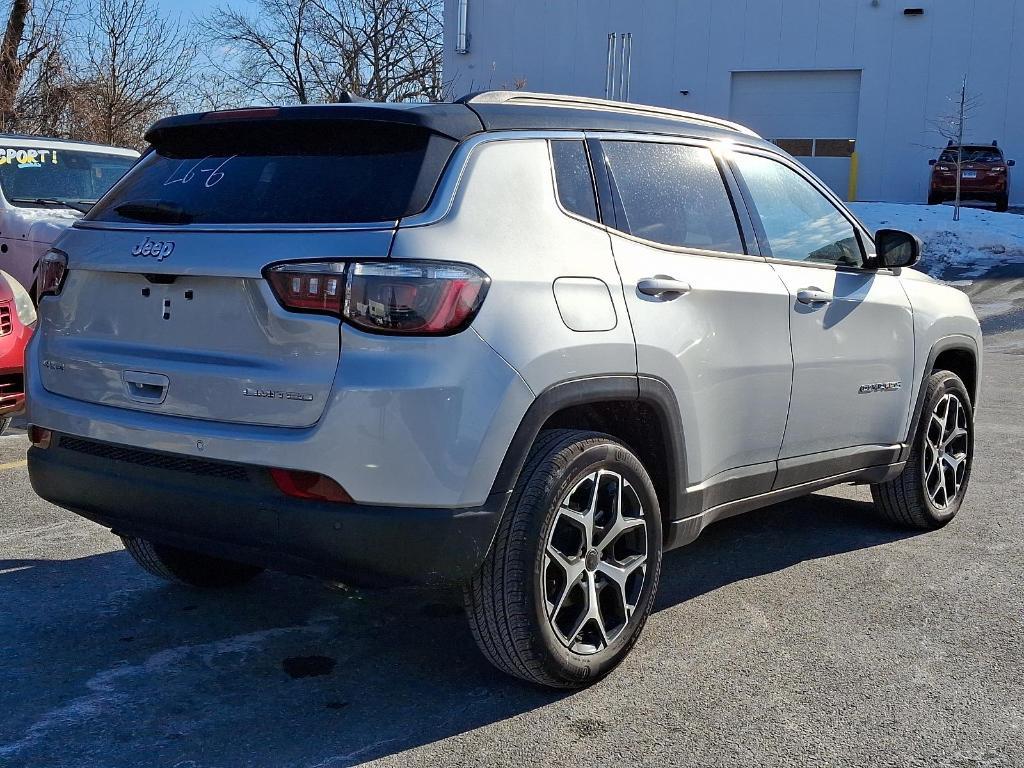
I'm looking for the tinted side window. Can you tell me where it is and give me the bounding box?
[734,153,863,268]
[550,140,598,222]
[602,141,744,253]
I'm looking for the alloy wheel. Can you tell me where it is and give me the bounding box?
[923,392,970,510]
[542,469,649,655]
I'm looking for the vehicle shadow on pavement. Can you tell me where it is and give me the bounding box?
[655,491,921,610]
[0,492,919,768]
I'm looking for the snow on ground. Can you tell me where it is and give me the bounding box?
[850,202,1024,281]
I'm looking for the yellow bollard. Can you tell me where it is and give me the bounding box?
[847,151,859,202]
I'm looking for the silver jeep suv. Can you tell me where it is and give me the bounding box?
[26,92,982,688]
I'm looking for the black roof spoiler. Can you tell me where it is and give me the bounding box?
[144,102,484,145]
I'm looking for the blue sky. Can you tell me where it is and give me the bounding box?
[159,0,236,20]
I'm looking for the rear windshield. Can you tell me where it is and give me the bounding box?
[87,121,455,225]
[939,147,1003,163]
[0,147,136,209]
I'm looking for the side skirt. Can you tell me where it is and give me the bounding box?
[664,460,906,551]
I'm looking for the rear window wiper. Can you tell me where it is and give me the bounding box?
[114,200,193,225]
[10,197,92,214]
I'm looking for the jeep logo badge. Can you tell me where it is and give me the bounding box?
[132,237,174,261]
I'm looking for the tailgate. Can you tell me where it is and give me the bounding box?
[37,228,394,427]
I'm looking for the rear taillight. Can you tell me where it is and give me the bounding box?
[37,249,68,299]
[266,262,346,313]
[265,260,489,336]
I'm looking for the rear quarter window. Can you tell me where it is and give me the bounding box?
[550,140,599,222]
[87,121,456,225]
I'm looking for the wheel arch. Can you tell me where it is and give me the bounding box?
[488,375,686,530]
[900,335,980,462]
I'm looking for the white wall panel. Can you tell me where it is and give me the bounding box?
[444,0,1024,203]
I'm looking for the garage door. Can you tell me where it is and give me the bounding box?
[729,70,861,200]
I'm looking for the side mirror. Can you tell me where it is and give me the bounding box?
[928,158,937,166]
[1008,159,1016,167]
[875,229,921,269]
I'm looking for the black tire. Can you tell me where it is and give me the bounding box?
[871,371,974,530]
[995,193,1009,212]
[927,193,943,205]
[121,536,264,588]
[465,429,663,688]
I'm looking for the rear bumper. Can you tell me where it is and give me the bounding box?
[930,178,1007,196]
[29,433,508,585]
[25,323,534,509]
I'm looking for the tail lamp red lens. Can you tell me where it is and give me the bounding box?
[265,260,489,336]
[38,249,69,298]
[270,468,353,503]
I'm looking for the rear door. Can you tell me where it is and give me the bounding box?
[597,137,793,507]
[37,118,457,427]
[730,150,915,471]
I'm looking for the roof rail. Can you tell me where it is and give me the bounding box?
[458,90,760,138]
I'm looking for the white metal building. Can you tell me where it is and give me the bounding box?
[443,0,1024,203]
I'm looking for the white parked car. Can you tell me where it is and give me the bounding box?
[0,135,138,296]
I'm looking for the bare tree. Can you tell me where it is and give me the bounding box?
[201,0,444,105]
[0,0,69,126]
[67,0,194,146]
[313,0,444,101]
[201,0,322,104]
[928,75,982,221]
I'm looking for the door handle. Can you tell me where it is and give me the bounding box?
[796,288,833,305]
[637,277,691,299]
[123,370,169,404]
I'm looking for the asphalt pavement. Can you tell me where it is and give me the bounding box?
[1,344,1022,767]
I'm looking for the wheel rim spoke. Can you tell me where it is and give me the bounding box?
[543,467,649,655]
[922,392,971,510]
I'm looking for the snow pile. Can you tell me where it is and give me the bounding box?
[849,202,1024,281]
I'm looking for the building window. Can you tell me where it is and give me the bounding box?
[773,138,813,157]
[772,138,856,158]
[814,139,857,157]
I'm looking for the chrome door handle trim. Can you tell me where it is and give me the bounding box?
[637,277,692,298]
[796,288,833,305]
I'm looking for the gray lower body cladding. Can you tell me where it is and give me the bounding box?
[28,434,507,586]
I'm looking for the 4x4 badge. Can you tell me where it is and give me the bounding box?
[132,237,174,261]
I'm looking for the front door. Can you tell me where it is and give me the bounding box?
[730,151,915,470]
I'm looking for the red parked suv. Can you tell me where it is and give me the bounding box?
[0,271,35,433]
[928,141,1014,211]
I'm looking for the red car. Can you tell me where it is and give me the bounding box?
[928,141,1015,211]
[0,270,35,433]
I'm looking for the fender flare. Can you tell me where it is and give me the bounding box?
[487,374,687,522]
[899,334,980,462]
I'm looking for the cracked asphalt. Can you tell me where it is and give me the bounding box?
[2,339,1023,767]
